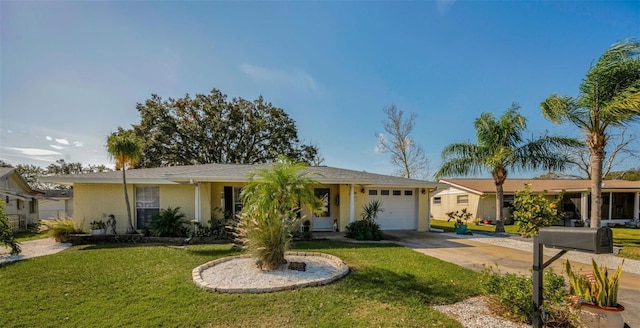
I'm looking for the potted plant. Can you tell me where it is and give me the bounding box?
[446,208,473,234]
[565,259,625,328]
[90,220,107,235]
[302,219,311,232]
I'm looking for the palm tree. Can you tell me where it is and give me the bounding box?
[435,104,582,232]
[541,40,640,228]
[106,132,142,234]
[237,156,322,270]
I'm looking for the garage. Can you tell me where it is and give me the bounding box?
[368,189,417,230]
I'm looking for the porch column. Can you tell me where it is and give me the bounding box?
[349,184,355,223]
[581,192,589,221]
[195,183,201,223]
[634,192,639,221]
[608,192,613,221]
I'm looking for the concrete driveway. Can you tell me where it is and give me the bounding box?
[382,230,640,327]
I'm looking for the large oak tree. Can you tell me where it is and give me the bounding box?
[116,89,318,167]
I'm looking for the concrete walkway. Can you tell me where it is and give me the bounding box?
[0,238,72,265]
[381,230,640,327]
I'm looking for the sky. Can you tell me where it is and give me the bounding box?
[1,1,639,179]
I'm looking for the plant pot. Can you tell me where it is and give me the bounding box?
[483,220,491,224]
[455,224,468,235]
[91,229,106,236]
[578,303,625,328]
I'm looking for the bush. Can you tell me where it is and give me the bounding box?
[41,218,84,242]
[479,265,576,326]
[345,200,383,241]
[1,200,21,255]
[512,184,563,237]
[149,207,188,237]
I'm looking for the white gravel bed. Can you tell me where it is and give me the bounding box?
[445,232,640,274]
[0,238,71,264]
[200,255,343,289]
[434,296,528,328]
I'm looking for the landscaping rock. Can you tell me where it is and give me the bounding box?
[288,261,306,271]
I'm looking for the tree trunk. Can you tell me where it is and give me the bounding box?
[122,168,136,234]
[493,169,507,233]
[590,141,605,228]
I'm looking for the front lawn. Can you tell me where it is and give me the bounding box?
[430,219,520,234]
[0,241,480,327]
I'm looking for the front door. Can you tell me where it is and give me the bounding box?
[313,188,333,231]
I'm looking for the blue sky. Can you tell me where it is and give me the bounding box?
[1,1,638,179]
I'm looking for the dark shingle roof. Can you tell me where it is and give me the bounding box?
[40,163,437,188]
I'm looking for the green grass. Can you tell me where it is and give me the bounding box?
[14,229,51,242]
[0,241,480,327]
[431,219,640,261]
[612,227,640,260]
[430,219,520,234]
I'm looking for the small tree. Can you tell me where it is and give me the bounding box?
[106,131,143,234]
[376,105,430,179]
[0,199,21,255]
[511,184,563,237]
[235,157,322,270]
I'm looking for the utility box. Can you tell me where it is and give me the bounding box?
[538,227,613,254]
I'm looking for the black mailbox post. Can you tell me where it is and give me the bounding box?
[532,227,613,328]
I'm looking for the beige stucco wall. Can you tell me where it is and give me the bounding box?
[417,188,430,231]
[73,183,132,232]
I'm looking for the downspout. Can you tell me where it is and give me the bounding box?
[349,184,355,223]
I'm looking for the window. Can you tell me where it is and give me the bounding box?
[17,199,24,209]
[136,186,160,229]
[314,188,330,217]
[404,190,413,196]
[433,197,441,205]
[233,187,244,215]
[457,195,469,205]
[502,195,514,208]
[368,190,378,196]
[381,190,390,196]
[29,200,36,214]
[392,190,402,196]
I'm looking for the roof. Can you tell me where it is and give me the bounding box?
[439,179,640,194]
[42,189,74,198]
[40,163,438,188]
[0,167,44,198]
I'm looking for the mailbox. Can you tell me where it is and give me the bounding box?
[538,227,613,254]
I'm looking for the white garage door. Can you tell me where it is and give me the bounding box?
[368,189,417,230]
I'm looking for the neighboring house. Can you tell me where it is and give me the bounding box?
[0,168,43,232]
[39,189,74,220]
[41,163,438,233]
[432,179,640,227]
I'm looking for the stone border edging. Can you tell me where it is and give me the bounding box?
[192,251,349,293]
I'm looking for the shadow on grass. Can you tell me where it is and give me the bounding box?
[336,265,478,306]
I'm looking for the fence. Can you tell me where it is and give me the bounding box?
[7,214,27,232]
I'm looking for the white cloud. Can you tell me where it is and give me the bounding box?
[437,0,456,15]
[50,145,65,150]
[239,63,321,93]
[7,147,61,156]
[55,138,70,145]
[46,136,52,140]
[73,141,84,147]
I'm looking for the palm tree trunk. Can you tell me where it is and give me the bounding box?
[495,183,506,233]
[122,167,136,234]
[590,147,604,228]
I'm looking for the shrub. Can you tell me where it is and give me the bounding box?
[512,184,563,237]
[1,199,21,255]
[234,157,322,270]
[41,218,84,242]
[149,207,188,237]
[565,259,624,308]
[345,201,383,241]
[479,265,576,326]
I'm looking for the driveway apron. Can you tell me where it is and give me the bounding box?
[383,230,640,327]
